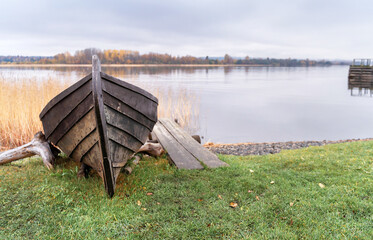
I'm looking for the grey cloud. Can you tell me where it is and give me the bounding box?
[0,0,372,59]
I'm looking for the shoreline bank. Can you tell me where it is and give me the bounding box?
[205,138,373,156]
[0,63,342,67]
[0,64,267,67]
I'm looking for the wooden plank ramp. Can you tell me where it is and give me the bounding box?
[153,118,229,169]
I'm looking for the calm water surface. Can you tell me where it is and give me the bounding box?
[1,65,372,143]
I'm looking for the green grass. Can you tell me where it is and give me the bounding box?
[0,141,372,239]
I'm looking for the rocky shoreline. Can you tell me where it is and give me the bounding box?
[204,138,373,156]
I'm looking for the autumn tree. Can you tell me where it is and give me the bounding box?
[223,54,234,64]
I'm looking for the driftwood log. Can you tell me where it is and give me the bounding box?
[122,138,166,175]
[124,154,142,175]
[0,131,55,169]
[137,142,164,157]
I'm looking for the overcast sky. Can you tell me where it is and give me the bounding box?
[0,0,372,59]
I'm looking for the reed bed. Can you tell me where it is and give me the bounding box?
[0,75,199,150]
[154,88,199,133]
[0,77,70,150]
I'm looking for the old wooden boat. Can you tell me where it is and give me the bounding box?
[39,56,158,197]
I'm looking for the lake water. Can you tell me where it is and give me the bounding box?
[1,65,372,143]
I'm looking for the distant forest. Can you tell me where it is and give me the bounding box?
[0,48,341,66]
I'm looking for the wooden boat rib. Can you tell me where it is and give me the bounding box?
[39,56,158,197]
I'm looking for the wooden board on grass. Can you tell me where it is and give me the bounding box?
[153,118,229,169]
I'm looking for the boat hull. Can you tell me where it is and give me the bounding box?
[39,56,158,196]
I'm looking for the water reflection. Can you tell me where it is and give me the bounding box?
[223,66,234,75]
[2,65,308,78]
[1,65,372,144]
[0,65,223,75]
[0,65,325,81]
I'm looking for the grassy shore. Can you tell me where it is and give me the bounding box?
[1,141,372,239]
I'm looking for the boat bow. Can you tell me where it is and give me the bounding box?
[39,55,158,197]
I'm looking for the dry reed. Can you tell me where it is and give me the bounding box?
[0,75,199,150]
[154,88,199,133]
[0,76,70,150]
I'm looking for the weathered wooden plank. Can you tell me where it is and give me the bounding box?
[42,80,92,139]
[104,105,149,144]
[101,72,158,103]
[39,73,92,119]
[107,125,142,152]
[103,91,156,130]
[81,143,103,179]
[153,122,204,169]
[109,140,132,167]
[57,109,97,156]
[109,140,132,185]
[348,66,373,87]
[160,119,228,168]
[49,93,94,144]
[112,167,121,189]
[102,79,158,122]
[70,129,99,162]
